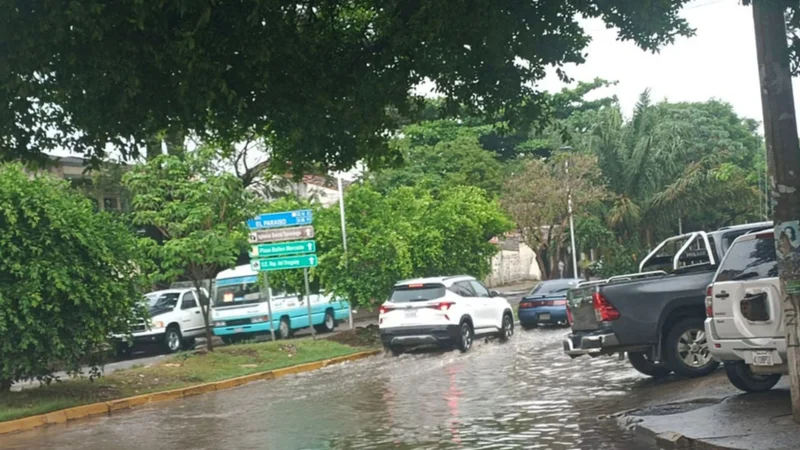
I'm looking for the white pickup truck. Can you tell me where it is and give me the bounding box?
[705,229,784,392]
[116,288,209,355]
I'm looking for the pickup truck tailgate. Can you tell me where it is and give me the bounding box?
[567,285,600,331]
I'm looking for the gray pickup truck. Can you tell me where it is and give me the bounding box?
[563,221,771,378]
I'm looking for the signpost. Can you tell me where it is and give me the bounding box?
[250,255,318,271]
[250,241,316,258]
[247,209,318,340]
[248,226,314,244]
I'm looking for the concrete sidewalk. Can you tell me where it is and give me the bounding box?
[621,382,799,450]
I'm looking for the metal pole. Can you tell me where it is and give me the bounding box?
[304,268,315,339]
[566,159,578,279]
[262,273,276,341]
[338,176,354,329]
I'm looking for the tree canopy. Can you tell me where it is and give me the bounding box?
[0,164,144,389]
[2,1,696,170]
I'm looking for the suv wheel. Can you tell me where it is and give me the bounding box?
[499,313,514,342]
[665,317,719,378]
[457,321,474,353]
[628,351,672,378]
[724,361,782,392]
[164,326,183,353]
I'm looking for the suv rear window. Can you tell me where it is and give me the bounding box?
[389,284,446,302]
[715,235,778,282]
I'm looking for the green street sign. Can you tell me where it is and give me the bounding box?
[250,255,318,272]
[249,240,316,258]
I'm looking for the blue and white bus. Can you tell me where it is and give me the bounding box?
[211,264,350,342]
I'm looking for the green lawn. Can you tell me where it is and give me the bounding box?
[0,338,374,423]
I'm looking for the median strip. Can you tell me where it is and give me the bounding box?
[0,337,380,436]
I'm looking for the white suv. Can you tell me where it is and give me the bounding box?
[705,230,784,392]
[378,276,515,355]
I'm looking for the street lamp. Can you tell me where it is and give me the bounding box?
[560,146,579,279]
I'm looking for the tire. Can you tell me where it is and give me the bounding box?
[221,336,234,345]
[315,309,336,333]
[384,344,402,357]
[724,361,781,393]
[164,326,183,354]
[664,317,720,378]
[278,317,293,340]
[499,313,514,342]
[521,322,538,330]
[628,351,672,378]
[457,321,474,353]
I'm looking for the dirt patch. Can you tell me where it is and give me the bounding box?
[325,325,381,348]
[219,347,260,358]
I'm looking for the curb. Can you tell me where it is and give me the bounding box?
[0,349,380,436]
[618,414,742,450]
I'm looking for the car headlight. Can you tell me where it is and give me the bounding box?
[151,321,165,329]
[213,321,226,327]
[251,315,269,324]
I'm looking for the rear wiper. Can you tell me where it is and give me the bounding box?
[730,272,760,281]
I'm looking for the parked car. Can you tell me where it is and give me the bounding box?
[115,288,209,355]
[564,221,771,379]
[518,278,582,329]
[378,276,515,355]
[706,229,784,392]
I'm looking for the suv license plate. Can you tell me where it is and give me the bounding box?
[753,351,774,366]
[404,309,417,318]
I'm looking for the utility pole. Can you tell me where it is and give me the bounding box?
[337,176,354,329]
[753,0,800,422]
[565,159,579,279]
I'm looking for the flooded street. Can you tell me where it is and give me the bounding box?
[2,327,677,449]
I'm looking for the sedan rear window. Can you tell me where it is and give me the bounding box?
[389,284,446,302]
[715,235,778,282]
[529,280,579,295]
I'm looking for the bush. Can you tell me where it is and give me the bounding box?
[0,164,144,390]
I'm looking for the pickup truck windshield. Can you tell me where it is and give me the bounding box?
[715,236,778,282]
[153,293,180,309]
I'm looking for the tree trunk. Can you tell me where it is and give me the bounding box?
[193,279,215,352]
[535,250,548,281]
[0,378,11,392]
[753,0,800,423]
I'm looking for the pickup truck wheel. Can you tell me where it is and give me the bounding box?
[665,317,719,378]
[315,309,336,333]
[724,361,781,392]
[383,344,402,357]
[628,352,672,378]
[164,327,183,354]
[457,321,474,353]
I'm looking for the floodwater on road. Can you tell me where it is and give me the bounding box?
[1,327,675,450]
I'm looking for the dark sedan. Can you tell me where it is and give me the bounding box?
[518,279,583,329]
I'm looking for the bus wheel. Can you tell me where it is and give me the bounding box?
[278,317,293,339]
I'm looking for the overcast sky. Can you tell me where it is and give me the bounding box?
[536,0,800,128]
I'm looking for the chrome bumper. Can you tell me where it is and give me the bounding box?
[563,331,620,357]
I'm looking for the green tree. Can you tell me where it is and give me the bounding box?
[370,133,505,196]
[123,152,257,351]
[583,93,763,247]
[0,164,143,391]
[316,183,510,308]
[2,1,696,169]
[502,154,607,279]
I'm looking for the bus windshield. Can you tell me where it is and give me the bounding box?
[214,276,262,307]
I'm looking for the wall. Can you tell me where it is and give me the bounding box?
[485,239,541,287]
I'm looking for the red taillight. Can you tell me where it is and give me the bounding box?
[379,305,393,314]
[554,300,567,306]
[428,301,455,311]
[592,292,620,321]
[519,301,532,308]
[705,285,713,317]
[566,304,574,325]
